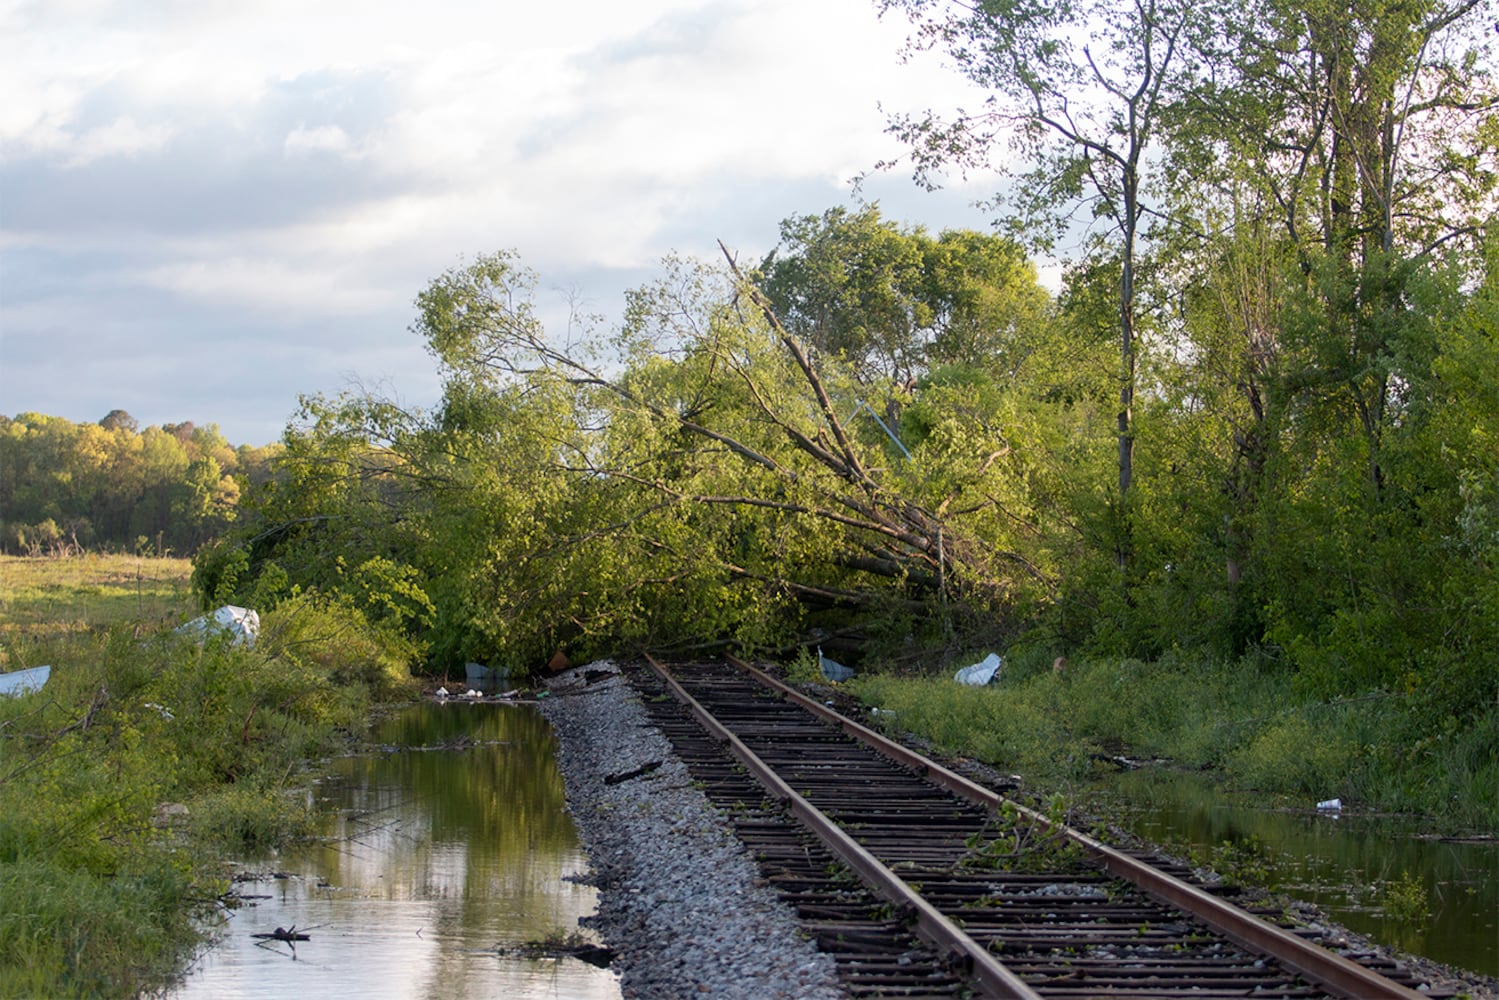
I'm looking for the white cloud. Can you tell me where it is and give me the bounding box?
[128,251,403,317]
[283,123,356,157]
[64,116,176,166]
[1,0,1011,443]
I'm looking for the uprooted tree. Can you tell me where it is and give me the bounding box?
[198,245,1084,671]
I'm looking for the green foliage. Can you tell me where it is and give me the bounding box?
[208,242,1073,675]
[258,591,420,697]
[0,413,277,557]
[189,785,315,856]
[1229,713,1357,796]
[853,653,1497,829]
[785,647,823,685]
[1378,871,1432,925]
[758,204,1052,383]
[0,857,194,998]
[960,798,1088,875]
[851,671,1071,777]
[0,560,420,996]
[191,540,250,609]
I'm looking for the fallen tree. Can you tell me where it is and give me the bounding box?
[207,247,1077,670]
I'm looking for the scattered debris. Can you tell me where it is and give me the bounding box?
[0,665,50,697]
[1089,752,1142,771]
[604,760,663,786]
[1317,797,1343,813]
[817,646,854,682]
[436,686,450,698]
[504,930,614,968]
[175,606,260,647]
[954,652,1003,686]
[584,667,614,685]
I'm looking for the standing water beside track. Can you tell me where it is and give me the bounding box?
[168,663,1494,998]
[169,699,620,1000]
[1082,767,1499,979]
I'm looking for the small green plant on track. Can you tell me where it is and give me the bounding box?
[960,799,1087,874]
[784,648,822,685]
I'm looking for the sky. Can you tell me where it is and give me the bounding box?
[1,0,1008,447]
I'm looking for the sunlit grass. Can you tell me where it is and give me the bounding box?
[0,554,195,667]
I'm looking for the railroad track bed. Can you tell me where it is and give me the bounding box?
[626,657,1446,999]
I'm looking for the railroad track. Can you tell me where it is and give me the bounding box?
[630,655,1439,999]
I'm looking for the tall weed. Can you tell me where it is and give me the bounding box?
[851,652,1496,830]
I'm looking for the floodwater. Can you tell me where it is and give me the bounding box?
[169,700,622,1000]
[1082,768,1498,978]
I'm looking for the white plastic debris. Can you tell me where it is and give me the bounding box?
[0,665,50,697]
[1317,797,1342,812]
[954,652,1003,686]
[143,702,175,720]
[817,646,854,682]
[175,606,260,648]
[435,686,450,698]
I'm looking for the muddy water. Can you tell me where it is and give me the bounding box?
[1083,768,1498,978]
[169,701,621,1000]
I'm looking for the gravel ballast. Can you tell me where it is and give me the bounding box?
[533,659,1497,1000]
[535,660,845,1000]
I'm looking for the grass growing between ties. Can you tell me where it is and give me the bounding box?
[0,555,420,997]
[850,649,1498,832]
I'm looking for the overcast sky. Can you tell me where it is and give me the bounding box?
[1,0,1007,446]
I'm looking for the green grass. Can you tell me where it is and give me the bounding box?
[0,554,195,666]
[849,650,1498,832]
[0,557,419,997]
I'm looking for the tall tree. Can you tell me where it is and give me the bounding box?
[1209,0,1495,496]
[760,205,930,385]
[759,205,1054,385]
[879,0,1210,516]
[1152,0,1496,668]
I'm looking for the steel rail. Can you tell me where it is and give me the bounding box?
[723,653,1426,1000]
[642,653,1043,1000]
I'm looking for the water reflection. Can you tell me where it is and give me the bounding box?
[1084,768,1498,977]
[171,702,621,1000]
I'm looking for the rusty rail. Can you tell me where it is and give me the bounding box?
[643,653,1043,999]
[723,652,1427,1000]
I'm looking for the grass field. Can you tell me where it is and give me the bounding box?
[0,554,195,667]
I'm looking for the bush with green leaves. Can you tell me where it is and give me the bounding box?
[0,591,418,996]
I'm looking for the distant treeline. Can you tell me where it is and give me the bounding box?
[0,411,279,556]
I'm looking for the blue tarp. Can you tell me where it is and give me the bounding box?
[0,665,51,697]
